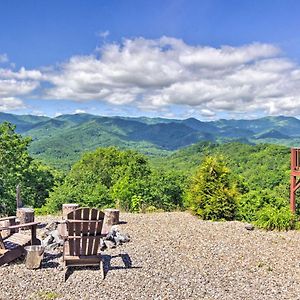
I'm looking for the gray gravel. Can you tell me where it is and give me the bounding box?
[2,212,300,300]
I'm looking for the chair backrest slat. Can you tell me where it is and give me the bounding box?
[74,209,82,256]
[67,210,75,256]
[92,211,103,255]
[87,209,98,255]
[81,208,90,255]
[66,208,104,256]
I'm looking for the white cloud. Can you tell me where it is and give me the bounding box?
[0,79,39,97]
[0,67,42,80]
[42,37,300,117]
[0,97,25,111]
[74,109,86,114]
[3,37,300,117]
[0,66,41,111]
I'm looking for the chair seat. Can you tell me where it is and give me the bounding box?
[4,233,31,250]
[64,254,101,267]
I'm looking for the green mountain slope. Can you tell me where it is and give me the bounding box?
[1,112,300,169]
[0,112,49,133]
[150,141,290,191]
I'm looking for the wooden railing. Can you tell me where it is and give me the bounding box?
[291,148,300,171]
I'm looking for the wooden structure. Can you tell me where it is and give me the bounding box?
[24,245,44,269]
[0,216,16,238]
[0,216,40,266]
[103,209,120,234]
[290,148,300,213]
[63,207,105,281]
[17,207,35,225]
[62,203,79,219]
[16,184,22,209]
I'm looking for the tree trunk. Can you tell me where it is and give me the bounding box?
[102,209,120,234]
[62,203,79,219]
[17,208,34,227]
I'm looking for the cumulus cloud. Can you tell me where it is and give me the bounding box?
[3,37,300,117]
[41,37,300,117]
[0,97,25,111]
[0,66,41,111]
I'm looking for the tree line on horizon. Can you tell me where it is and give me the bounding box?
[0,121,295,230]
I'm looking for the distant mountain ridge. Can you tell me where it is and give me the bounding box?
[1,112,300,168]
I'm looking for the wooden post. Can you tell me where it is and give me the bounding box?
[16,184,22,208]
[62,203,79,219]
[24,245,44,269]
[290,148,300,213]
[17,208,35,225]
[290,175,296,213]
[0,217,16,238]
[103,209,120,234]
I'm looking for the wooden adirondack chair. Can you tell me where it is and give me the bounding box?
[63,207,105,281]
[0,216,40,266]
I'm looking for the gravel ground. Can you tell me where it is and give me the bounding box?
[2,212,300,300]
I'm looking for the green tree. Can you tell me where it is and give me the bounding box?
[185,156,238,220]
[0,122,56,215]
[147,170,186,211]
[45,147,152,212]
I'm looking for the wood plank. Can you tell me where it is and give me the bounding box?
[92,211,104,254]
[74,209,82,256]
[82,208,90,255]
[0,248,23,266]
[2,222,39,230]
[68,211,75,256]
[5,233,31,245]
[0,216,17,222]
[87,209,98,255]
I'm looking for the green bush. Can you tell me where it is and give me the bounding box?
[255,205,295,231]
[45,147,185,212]
[0,122,57,215]
[185,156,238,221]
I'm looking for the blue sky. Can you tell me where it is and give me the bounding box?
[1,0,300,119]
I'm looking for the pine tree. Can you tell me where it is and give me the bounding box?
[185,156,238,220]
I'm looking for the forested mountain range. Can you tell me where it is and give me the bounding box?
[1,112,300,168]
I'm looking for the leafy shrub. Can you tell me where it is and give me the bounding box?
[131,195,144,212]
[185,156,238,221]
[0,122,56,215]
[237,186,290,223]
[45,147,185,212]
[255,205,295,231]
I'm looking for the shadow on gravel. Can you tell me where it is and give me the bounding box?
[37,223,48,229]
[103,253,142,277]
[64,254,140,280]
[41,251,62,269]
[118,221,128,225]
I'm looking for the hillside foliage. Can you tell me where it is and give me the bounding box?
[0,119,296,230]
[2,112,300,169]
[44,147,185,213]
[0,122,57,215]
[185,156,238,220]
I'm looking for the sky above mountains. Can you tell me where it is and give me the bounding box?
[1,0,300,119]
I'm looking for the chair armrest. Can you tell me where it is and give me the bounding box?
[0,216,16,222]
[0,222,39,231]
